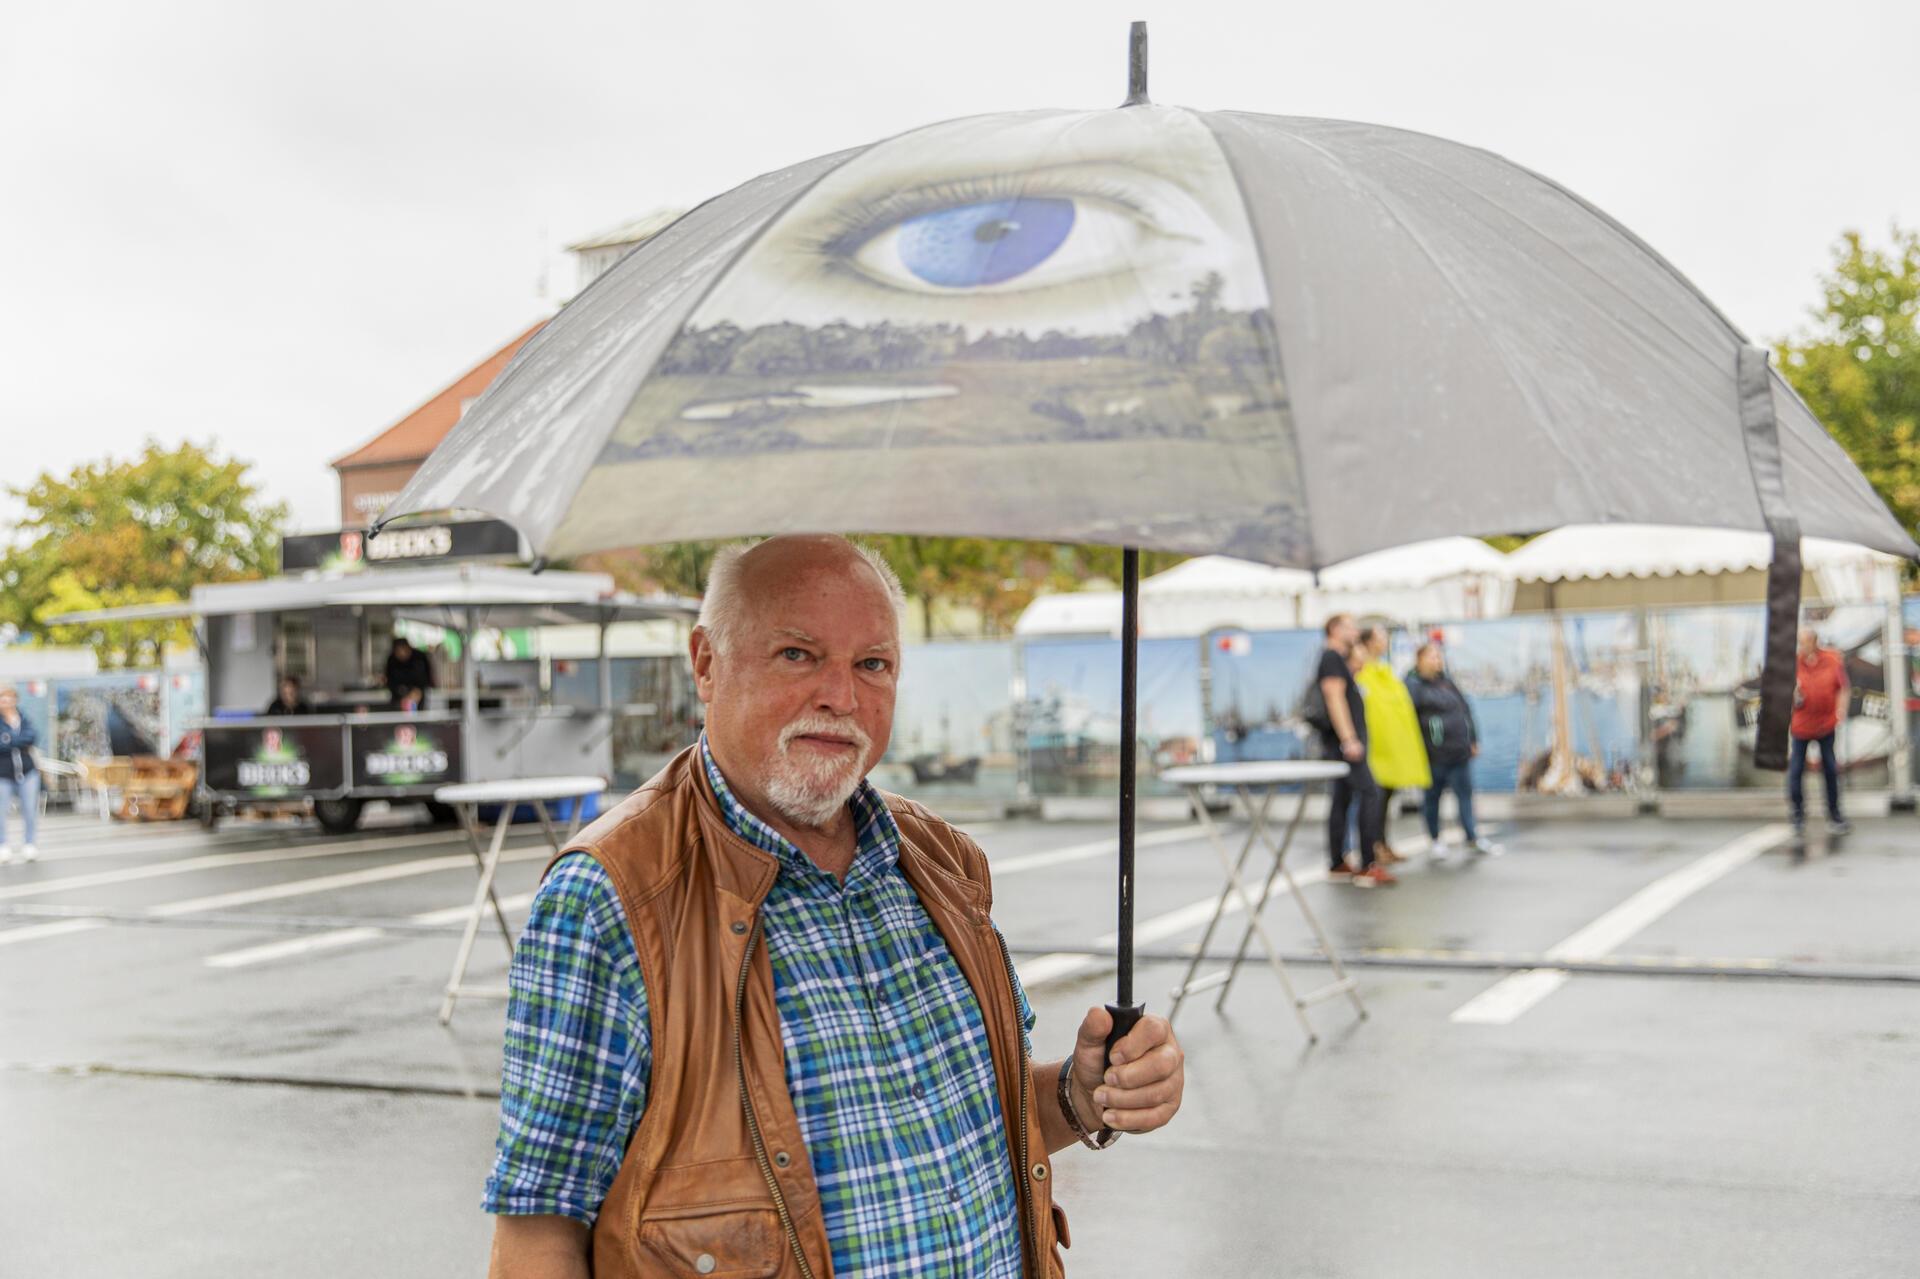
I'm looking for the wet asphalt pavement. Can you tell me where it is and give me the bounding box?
[1,802,1916,1277]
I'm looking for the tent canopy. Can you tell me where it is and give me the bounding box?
[1504,524,1908,611]
[1506,524,1901,581]
[47,563,699,630]
[1017,539,1515,638]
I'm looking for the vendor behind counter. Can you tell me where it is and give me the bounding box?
[383,639,435,705]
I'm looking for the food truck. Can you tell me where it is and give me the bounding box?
[55,559,696,832]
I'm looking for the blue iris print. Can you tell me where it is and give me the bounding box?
[894,196,1076,288]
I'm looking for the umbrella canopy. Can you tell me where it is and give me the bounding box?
[379,106,1913,569]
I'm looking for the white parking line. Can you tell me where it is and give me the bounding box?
[197,827,1211,972]
[151,847,553,917]
[0,828,477,903]
[1451,824,1787,1025]
[0,919,106,948]
[0,845,554,951]
[1020,865,1329,988]
[203,891,541,969]
[989,824,1206,876]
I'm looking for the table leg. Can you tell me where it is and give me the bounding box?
[1283,804,1370,1022]
[1168,793,1258,1022]
[1213,784,1294,1010]
[1206,786,1322,1041]
[440,802,514,1026]
[456,800,519,958]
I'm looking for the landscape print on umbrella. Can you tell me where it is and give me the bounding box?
[554,106,1306,560]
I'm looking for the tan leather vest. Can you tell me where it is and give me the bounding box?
[552,747,1068,1278]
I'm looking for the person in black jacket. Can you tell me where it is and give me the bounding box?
[1311,613,1393,885]
[265,675,312,716]
[383,638,434,708]
[1405,643,1497,858]
[0,684,41,864]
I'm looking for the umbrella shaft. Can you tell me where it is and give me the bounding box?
[1118,547,1138,1006]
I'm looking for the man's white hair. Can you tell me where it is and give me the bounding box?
[697,536,907,655]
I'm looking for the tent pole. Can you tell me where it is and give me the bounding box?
[1107,547,1145,1062]
[462,606,478,783]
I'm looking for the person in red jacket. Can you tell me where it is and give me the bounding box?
[1787,627,1851,837]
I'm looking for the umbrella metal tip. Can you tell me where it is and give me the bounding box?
[1124,21,1149,107]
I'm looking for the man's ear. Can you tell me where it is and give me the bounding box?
[690,628,717,704]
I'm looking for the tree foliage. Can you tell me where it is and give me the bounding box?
[2,441,288,665]
[1777,226,1920,553]
[590,535,1182,640]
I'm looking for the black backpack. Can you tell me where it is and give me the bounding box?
[1298,675,1334,736]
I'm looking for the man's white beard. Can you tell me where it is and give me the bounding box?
[764,714,872,829]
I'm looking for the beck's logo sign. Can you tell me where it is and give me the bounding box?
[238,728,311,790]
[367,526,455,562]
[364,722,451,779]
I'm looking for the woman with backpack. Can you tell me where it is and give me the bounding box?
[1405,642,1498,858]
[0,684,42,864]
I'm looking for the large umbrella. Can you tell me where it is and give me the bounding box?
[374,24,1916,1050]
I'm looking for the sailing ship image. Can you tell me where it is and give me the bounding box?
[907,705,983,786]
[1647,608,1764,789]
[1517,618,1624,795]
[1024,684,1129,790]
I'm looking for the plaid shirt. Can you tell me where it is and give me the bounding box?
[485,738,1035,1278]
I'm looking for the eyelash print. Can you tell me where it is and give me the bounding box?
[809,170,1163,261]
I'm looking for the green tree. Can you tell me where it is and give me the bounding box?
[1,440,288,665]
[1777,226,1920,557]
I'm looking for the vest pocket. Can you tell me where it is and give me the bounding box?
[637,1207,784,1278]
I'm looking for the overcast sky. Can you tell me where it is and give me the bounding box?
[4,0,1916,535]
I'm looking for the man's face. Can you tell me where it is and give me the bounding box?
[1329,617,1357,651]
[1798,629,1818,659]
[1417,648,1442,678]
[693,542,899,830]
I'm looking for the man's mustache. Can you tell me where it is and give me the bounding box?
[777,715,872,757]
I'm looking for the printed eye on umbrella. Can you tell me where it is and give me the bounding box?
[373,22,1918,1049]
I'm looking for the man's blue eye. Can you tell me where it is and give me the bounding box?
[782,648,808,661]
[895,196,1076,287]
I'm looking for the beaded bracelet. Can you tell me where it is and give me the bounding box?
[1056,1057,1120,1150]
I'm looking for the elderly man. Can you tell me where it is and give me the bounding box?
[485,535,1186,1278]
[1788,626,1851,838]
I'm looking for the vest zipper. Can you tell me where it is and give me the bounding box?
[733,916,816,1279]
[990,925,1040,1277]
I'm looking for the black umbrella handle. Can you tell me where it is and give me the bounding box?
[1108,546,1143,1068]
[1104,1001,1145,1066]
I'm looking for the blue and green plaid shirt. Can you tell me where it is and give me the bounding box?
[485,738,1035,1277]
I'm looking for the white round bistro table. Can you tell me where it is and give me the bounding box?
[1160,760,1368,1043]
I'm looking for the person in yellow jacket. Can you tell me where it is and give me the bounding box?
[1355,626,1430,864]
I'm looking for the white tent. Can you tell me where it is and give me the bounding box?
[1316,537,1514,621]
[1505,525,1907,611]
[1015,539,1513,638]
